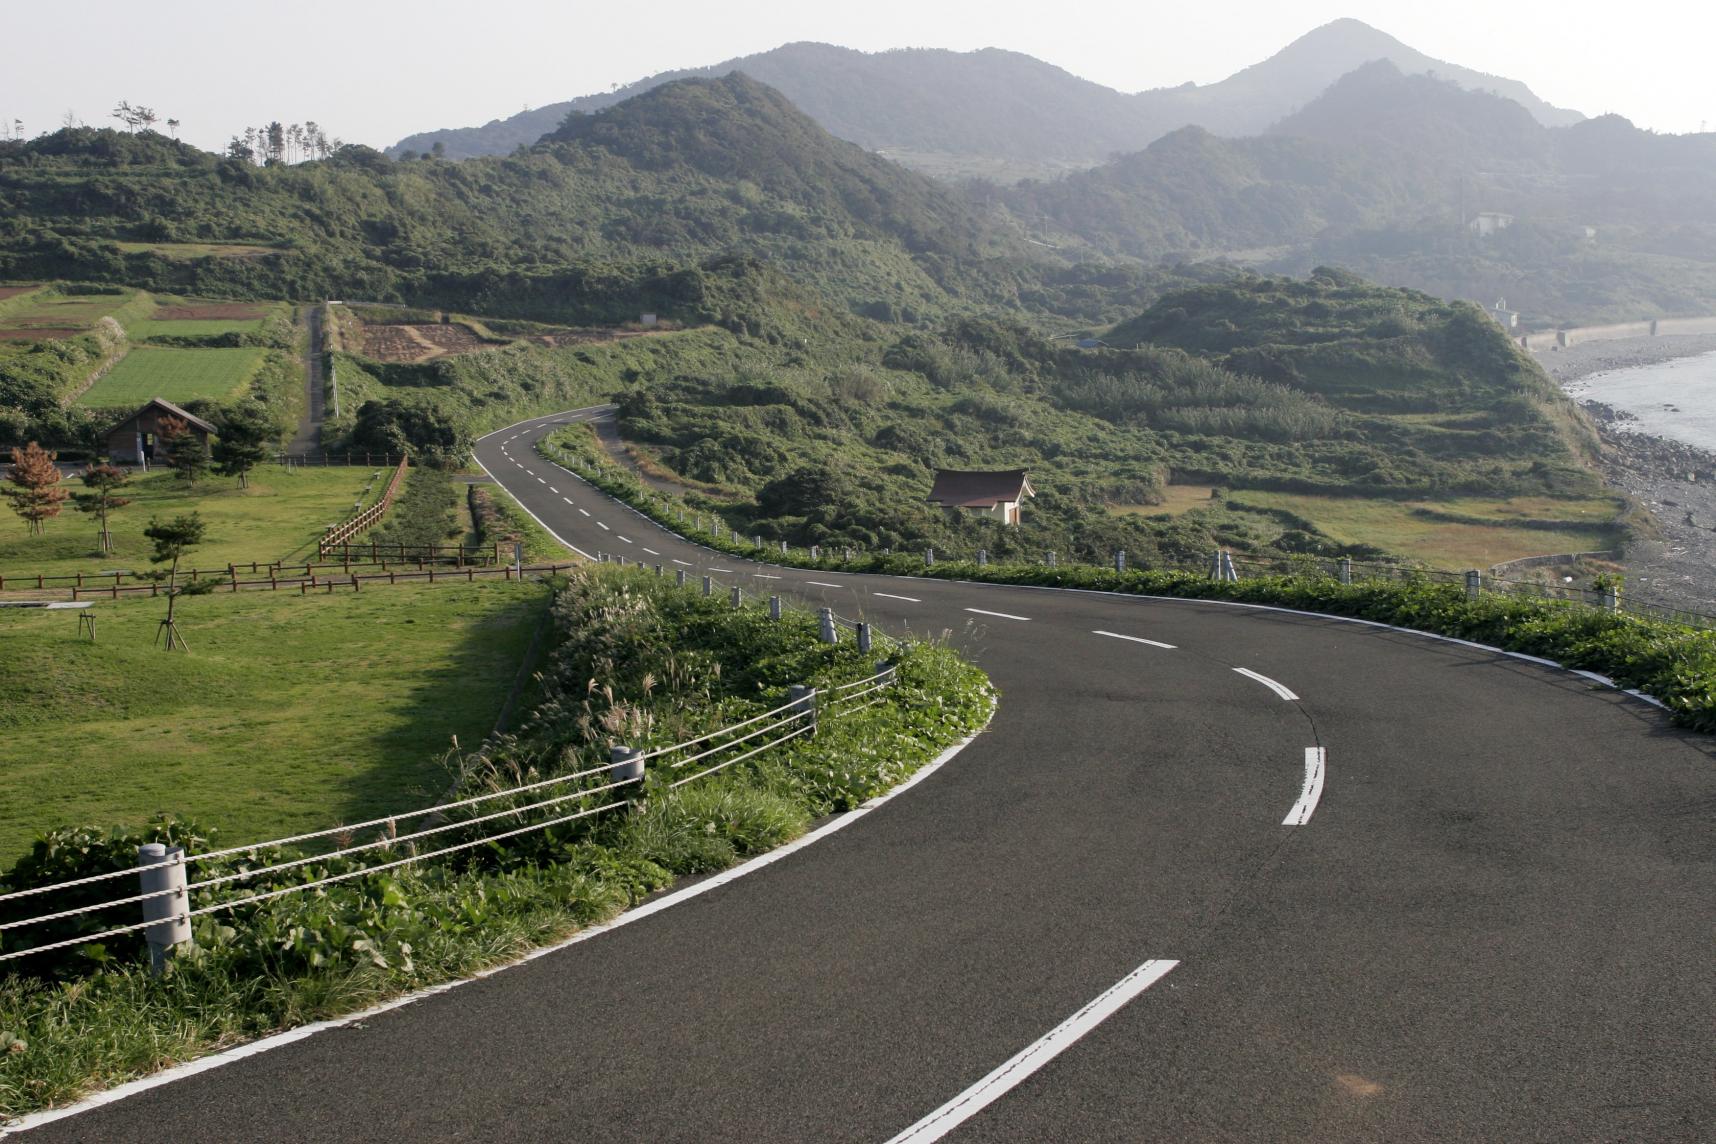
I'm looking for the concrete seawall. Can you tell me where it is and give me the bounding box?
[1520,315,1716,351]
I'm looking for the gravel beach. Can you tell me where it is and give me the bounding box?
[1532,334,1716,614]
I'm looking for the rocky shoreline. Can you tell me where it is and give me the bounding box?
[1530,335,1716,614]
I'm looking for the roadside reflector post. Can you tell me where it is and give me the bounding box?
[1115,549,1126,574]
[844,547,853,563]
[857,622,873,654]
[926,548,934,566]
[780,540,788,555]
[1046,550,1057,568]
[819,607,838,644]
[137,843,191,976]
[810,545,820,560]
[978,549,987,566]
[770,595,782,621]
[1339,557,1352,585]
[753,534,762,549]
[788,683,818,734]
[1466,569,1481,600]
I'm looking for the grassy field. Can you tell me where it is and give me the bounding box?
[0,288,152,335]
[1115,486,1623,569]
[0,466,378,580]
[0,581,548,862]
[112,242,278,261]
[76,345,268,408]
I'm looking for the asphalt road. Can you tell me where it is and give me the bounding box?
[18,408,1715,1142]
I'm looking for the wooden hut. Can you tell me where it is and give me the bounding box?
[105,398,217,466]
[926,469,1035,525]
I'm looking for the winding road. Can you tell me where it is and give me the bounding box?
[15,407,1715,1142]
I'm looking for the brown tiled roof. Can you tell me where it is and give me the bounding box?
[926,469,1034,508]
[108,398,218,437]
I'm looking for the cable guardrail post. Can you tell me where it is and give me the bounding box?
[977,549,987,567]
[1339,556,1352,585]
[137,842,191,975]
[779,540,788,555]
[844,547,853,563]
[655,564,663,577]
[1465,569,1481,601]
[788,684,818,736]
[925,548,934,566]
[1602,585,1620,612]
[1222,550,1238,581]
[1046,550,1057,568]
[857,622,872,654]
[609,745,645,803]
[770,595,782,621]
[730,585,743,608]
[1115,549,1126,574]
[702,575,713,597]
[676,569,686,587]
[753,534,761,548]
[811,545,820,561]
[819,607,838,644]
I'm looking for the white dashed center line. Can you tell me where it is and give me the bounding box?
[1233,668,1298,701]
[806,581,842,588]
[965,608,1029,621]
[549,487,558,494]
[618,536,633,544]
[709,567,732,573]
[873,592,920,602]
[1283,748,1327,826]
[1092,630,1176,650]
[884,959,1180,1143]
[578,509,591,517]
[597,522,610,531]
[562,497,574,505]
[752,573,781,579]
[672,559,692,566]
[536,478,546,485]
[642,548,660,556]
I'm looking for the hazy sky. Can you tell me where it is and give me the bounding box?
[5,1,1713,152]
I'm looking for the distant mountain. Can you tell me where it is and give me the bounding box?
[1138,17,1582,138]
[387,21,1582,180]
[1009,62,1716,325]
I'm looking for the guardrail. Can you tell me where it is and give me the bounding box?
[317,455,409,557]
[0,573,901,972]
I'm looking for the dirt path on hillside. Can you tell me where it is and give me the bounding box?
[288,306,324,455]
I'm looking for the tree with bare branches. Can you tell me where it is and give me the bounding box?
[4,443,69,535]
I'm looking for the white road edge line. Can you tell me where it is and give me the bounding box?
[461,455,591,561]
[1092,630,1176,650]
[1284,747,1326,826]
[1233,667,1298,701]
[964,608,1030,621]
[874,592,921,602]
[884,958,1179,1144]
[0,702,1000,1140]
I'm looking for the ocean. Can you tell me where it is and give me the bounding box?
[1564,349,1716,453]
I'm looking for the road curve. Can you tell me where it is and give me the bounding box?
[18,408,1715,1143]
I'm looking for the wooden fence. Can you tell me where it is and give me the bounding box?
[275,452,409,467]
[49,562,581,602]
[318,455,410,557]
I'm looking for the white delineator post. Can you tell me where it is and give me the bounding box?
[819,607,838,644]
[138,843,191,975]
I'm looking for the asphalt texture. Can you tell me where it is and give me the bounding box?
[18,407,1716,1143]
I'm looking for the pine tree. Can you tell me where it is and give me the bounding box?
[4,442,69,536]
[73,464,133,553]
[144,513,207,651]
[212,406,273,488]
[157,415,209,484]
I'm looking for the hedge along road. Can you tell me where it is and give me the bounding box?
[20,408,1714,1143]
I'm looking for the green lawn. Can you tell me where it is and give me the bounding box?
[77,346,267,408]
[0,581,548,862]
[126,319,263,340]
[0,467,379,581]
[1114,487,1622,569]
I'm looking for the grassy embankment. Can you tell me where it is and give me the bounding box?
[0,567,991,1117]
[0,466,377,580]
[0,581,548,865]
[1115,487,1625,569]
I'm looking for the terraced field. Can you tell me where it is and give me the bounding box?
[76,345,268,408]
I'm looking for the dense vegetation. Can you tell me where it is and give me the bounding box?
[535,271,1605,563]
[0,567,991,1117]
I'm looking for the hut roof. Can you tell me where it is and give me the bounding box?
[109,398,218,436]
[926,469,1034,508]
